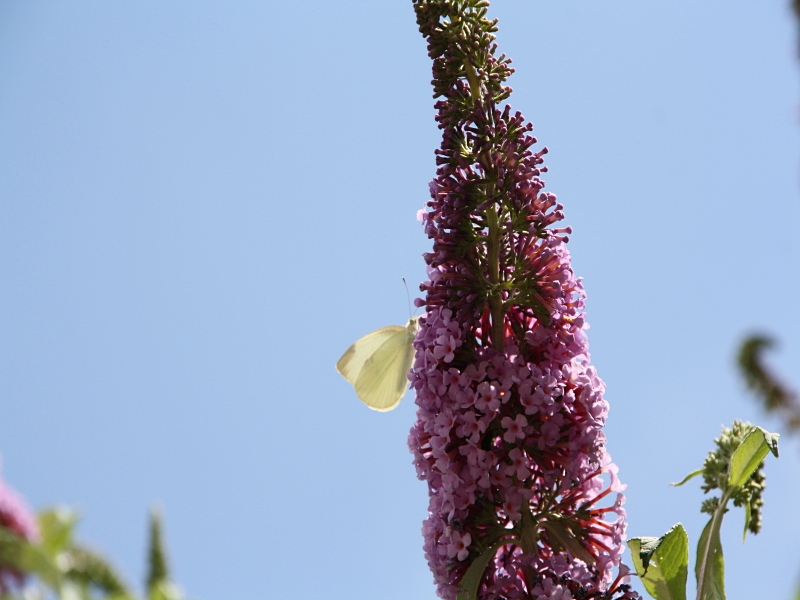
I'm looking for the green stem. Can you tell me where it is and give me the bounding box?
[486,205,504,350]
[695,491,729,600]
[462,37,501,349]
[464,63,482,104]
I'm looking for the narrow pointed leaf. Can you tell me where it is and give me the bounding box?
[729,428,778,489]
[147,510,169,593]
[541,521,596,566]
[671,469,704,487]
[695,518,725,600]
[627,524,688,600]
[742,501,751,542]
[457,538,517,600]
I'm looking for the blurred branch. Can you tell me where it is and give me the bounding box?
[794,0,800,59]
[737,335,800,432]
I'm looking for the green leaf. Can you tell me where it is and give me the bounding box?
[628,537,658,572]
[695,518,725,600]
[761,430,780,457]
[742,501,752,542]
[627,524,688,600]
[0,528,61,587]
[541,521,596,566]
[64,545,131,595]
[37,507,79,557]
[671,469,704,487]
[729,427,779,489]
[147,509,170,593]
[149,581,184,600]
[457,537,516,600]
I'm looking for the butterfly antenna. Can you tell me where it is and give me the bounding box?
[402,277,416,318]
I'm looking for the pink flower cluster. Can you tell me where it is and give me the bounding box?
[0,465,38,594]
[409,299,633,599]
[408,72,635,600]
[408,2,636,597]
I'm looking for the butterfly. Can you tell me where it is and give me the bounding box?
[336,317,419,411]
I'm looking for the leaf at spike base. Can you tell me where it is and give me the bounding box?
[456,537,517,600]
[695,518,725,600]
[627,523,688,600]
[541,521,596,566]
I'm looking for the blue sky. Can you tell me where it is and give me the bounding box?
[1,2,799,599]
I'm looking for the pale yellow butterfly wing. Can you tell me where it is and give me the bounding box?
[336,326,404,385]
[336,317,418,411]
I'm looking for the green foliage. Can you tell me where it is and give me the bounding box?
[631,422,778,600]
[0,508,133,600]
[0,508,191,600]
[694,519,724,600]
[540,521,596,566]
[63,546,129,596]
[628,524,688,600]
[456,537,517,600]
[146,511,168,594]
[693,422,776,538]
